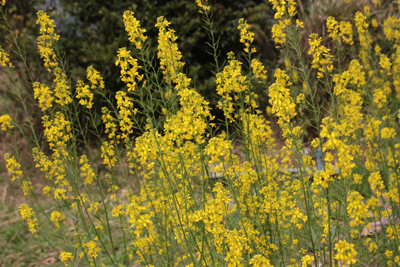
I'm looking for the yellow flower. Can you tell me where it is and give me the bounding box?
[381,127,396,139]
[379,54,392,72]
[51,210,65,228]
[355,11,368,34]
[0,46,13,67]
[101,107,118,139]
[347,191,369,227]
[4,153,22,180]
[296,19,304,28]
[340,21,354,45]
[155,16,184,84]
[271,20,286,45]
[53,67,72,106]
[22,181,33,196]
[36,11,60,71]
[33,82,54,111]
[334,240,357,265]
[364,5,371,16]
[18,204,39,234]
[195,0,210,12]
[87,66,104,89]
[249,254,273,266]
[1,0,6,6]
[112,204,125,217]
[115,47,143,91]
[251,58,267,81]
[301,255,313,266]
[327,16,339,41]
[76,80,93,108]
[82,240,101,259]
[308,33,333,73]
[42,112,72,149]
[54,188,68,200]
[385,250,394,258]
[79,155,96,185]
[238,18,255,53]
[268,68,296,123]
[372,18,378,28]
[60,251,73,266]
[0,114,13,131]
[101,141,117,168]
[123,11,147,49]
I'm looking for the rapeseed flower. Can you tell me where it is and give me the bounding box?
[123,11,147,49]
[36,11,59,71]
[33,82,53,111]
[0,46,12,67]
[195,0,210,12]
[334,240,357,264]
[4,153,22,180]
[268,68,296,123]
[0,114,13,131]
[19,204,39,234]
[60,251,73,266]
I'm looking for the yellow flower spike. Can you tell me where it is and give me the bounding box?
[268,69,296,123]
[251,58,267,81]
[22,181,33,196]
[195,0,210,12]
[327,16,339,41]
[76,80,93,108]
[271,20,287,45]
[1,0,5,6]
[355,11,369,34]
[115,47,142,91]
[123,11,147,49]
[339,21,354,45]
[18,204,39,234]
[101,141,117,168]
[101,107,118,139]
[33,82,54,111]
[0,46,12,67]
[238,18,255,53]
[36,11,60,71]
[308,33,333,73]
[4,153,22,180]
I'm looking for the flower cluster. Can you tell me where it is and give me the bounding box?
[33,82,54,111]
[0,114,13,131]
[5,2,400,266]
[18,204,39,235]
[4,153,22,180]
[268,68,296,123]
[36,11,59,71]
[115,47,143,91]
[326,16,354,45]
[123,11,147,50]
[308,33,333,78]
[0,46,12,67]
[334,240,357,265]
[195,0,210,13]
[238,18,256,53]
